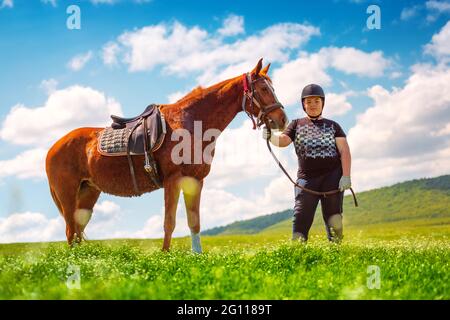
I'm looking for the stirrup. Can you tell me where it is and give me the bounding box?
[144,153,162,188]
[144,155,153,173]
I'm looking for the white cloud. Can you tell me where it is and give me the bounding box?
[272,52,331,107]
[102,42,121,66]
[67,51,93,71]
[0,148,47,180]
[40,78,58,95]
[0,200,123,243]
[390,71,403,79]
[272,47,389,107]
[0,212,64,243]
[118,22,209,72]
[319,47,390,77]
[401,6,420,21]
[424,20,450,60]
[105,20,320,85]
[93,200,120,221]
[129,214,165,239]
[426,0,450,13]
[218,15,244,37]
[351,65,450,159]
[0,0,13,9]
[206,119,290,188]
[253,175,296,214]
[196,61,254,88]
[425,1,450,22]
[174,23,320,86]
[322,93,353,117]
[0,85,122,182]
[167,90,187,103]
[83,200,123,238]
[0,85,122,147]
[348,63,450,191]
[199,187,263,228]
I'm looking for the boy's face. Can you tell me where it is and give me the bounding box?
[303,96,323,117]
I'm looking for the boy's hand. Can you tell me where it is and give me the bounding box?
[339,176,351,192]
[262,127,271,140]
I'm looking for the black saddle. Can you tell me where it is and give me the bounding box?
[101,104,166,193]
[111,104,156,126]
[108,104,165,154]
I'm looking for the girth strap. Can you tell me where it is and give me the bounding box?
[127,119,142,194]
[143,117,162,189]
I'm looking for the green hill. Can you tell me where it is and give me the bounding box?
[202,209,293,235]
[203,174,450,236]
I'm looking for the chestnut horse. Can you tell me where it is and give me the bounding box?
[45,59,288,253]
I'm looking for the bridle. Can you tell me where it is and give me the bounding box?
[241,73,284,129]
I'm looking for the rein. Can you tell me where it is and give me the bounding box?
[265,133,359,207]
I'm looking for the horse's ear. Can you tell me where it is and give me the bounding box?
[251,58,264,76]
[260,63,271,76]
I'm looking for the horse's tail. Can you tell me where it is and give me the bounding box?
[46,142,62,216]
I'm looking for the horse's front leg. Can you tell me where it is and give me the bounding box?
[181,177,204,253]
[162,174,181,251]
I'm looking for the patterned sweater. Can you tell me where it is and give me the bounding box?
[282,117,346,179]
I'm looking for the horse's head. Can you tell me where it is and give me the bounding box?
[241,58,288,131]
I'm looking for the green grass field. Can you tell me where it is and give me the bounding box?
[0,221,449,300]
[1,176,449,299]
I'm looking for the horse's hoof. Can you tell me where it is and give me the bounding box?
[191,247,203,254]
[68,233,83,248]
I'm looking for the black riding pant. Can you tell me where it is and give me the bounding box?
[293,166,344,240]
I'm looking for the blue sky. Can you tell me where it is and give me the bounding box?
[1,0,450,243]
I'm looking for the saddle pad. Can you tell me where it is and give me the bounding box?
[98,127,132,156]
[98,105,166,157]
[97,124,166,157]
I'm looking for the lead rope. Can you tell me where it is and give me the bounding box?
[265,136,358,207]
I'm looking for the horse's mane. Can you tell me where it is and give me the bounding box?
[169,73,272,107]
[174,76,241,106]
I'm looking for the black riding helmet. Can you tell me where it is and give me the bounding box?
[301,84,325,119]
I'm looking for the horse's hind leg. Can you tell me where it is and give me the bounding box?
[49,175,100,246]
[75,180,101,240]
[50,178,82,245]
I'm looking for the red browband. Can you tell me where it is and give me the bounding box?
[242,73,249,92]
